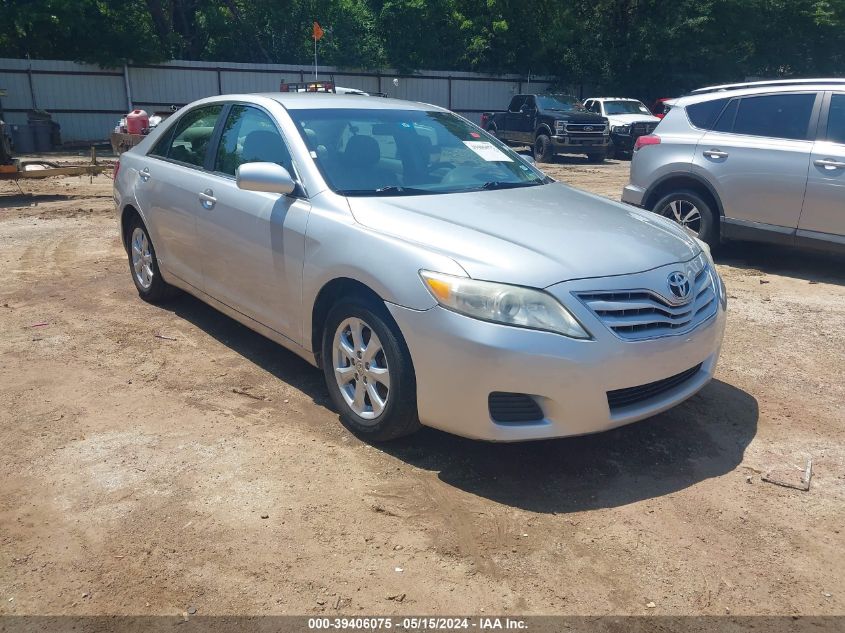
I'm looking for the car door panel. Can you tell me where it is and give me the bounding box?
[194,104,309,343]
[799,93,845,238]
[692,92,818,230]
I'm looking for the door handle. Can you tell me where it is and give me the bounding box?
[139,167,151,182]
[198,189,216,209]
[814,158,845,170]
[703,149,729,159]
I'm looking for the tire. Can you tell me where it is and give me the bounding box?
[125,215,174,303]
[606,142,617,160]
[533,134,554,163]
[652,189,718,246]
[586,152,606,163]
[322,297,420,442]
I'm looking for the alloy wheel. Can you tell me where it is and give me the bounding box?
[332,317,391,422]
[131,226,154,290]
[660,199,702,235]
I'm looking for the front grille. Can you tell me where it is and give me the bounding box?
[565,123,607,135]
[488,392,544,423]
[631,121,658,136]
[607,364,703,411]
[577,264,718,341]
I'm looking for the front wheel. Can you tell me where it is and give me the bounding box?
[586,152,606,163]
[322,298,420,441]
[533,134,554,163]
[652,189,718,246]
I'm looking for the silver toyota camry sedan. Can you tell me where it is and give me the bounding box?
[114,93,727,442]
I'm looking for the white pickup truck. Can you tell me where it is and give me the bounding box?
[583,97,660,158]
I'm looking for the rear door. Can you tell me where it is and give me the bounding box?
[691,92,820,231]
[504,95,526,140]
[138,104,225,289]
[798,92,845,241]
[193,103,310,341]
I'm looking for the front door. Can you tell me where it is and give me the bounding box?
[194,104,310,343]
[692,92,819,230]
[799,92,845,240]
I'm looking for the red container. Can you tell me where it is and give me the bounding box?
[126,109,149,135]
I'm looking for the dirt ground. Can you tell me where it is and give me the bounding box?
[1,152,843,618]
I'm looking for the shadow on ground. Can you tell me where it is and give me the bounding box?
[716,241,845,286]
[161,293,758,514]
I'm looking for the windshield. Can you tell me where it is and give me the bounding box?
[536,94,584,112]
[289,109,547,196]
[603,100,652,115]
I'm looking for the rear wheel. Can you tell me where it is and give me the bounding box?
[126,216,173,303]
[322,297,420,441]
[533,134,554,163]
[652,189,718,246]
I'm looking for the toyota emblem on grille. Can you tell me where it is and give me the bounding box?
[667,271,691,301]
[584,126,594,131]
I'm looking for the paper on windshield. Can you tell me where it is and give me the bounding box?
[463,141,513,162]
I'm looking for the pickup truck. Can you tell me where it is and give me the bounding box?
[481,94,610,163]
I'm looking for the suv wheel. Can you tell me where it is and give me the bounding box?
[533,134,554,163]
[322,297,420,442]
[652,189,717,245]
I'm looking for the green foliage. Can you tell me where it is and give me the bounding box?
[1,0,843,97]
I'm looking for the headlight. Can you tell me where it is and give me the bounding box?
[612,124,631,134]
[420,270,591,339]
[554,120,566,133]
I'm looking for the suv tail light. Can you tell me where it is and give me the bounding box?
[634,134,661,151]
[113,159,120,180]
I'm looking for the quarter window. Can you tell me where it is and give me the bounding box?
[827,94,845,145]
[686,98,729,130]
[732,93,816,140]
[215,105,293,176]
[162,104,223,167]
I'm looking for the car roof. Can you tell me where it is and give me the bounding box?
[187,92,446,112]
[675,80,844,108]
[586,97,642,102]
[690,78,845,95]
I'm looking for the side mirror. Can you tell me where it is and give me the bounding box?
[236,162,296,195]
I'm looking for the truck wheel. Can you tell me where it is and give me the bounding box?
[486,125,497,137]
[586,152,606,164]
[533,135,554,163]
[607,142,617,160]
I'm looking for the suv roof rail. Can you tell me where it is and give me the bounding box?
[691,78,845,95]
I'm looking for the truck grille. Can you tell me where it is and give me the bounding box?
[577,266,718,341]
[565,123,607,135]
[607,364,703,411]
[631,121,658,136]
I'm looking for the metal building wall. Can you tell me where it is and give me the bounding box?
[0,58,560,143]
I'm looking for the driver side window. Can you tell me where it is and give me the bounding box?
[215,105,294,176]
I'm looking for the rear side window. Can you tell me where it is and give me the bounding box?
[686,98,729,129]
[827,94,845,144]
[215,105,293,176]
[508,96,526,113]
[732,93,816,140]
[158,104,224,167]
[712,99,739,133]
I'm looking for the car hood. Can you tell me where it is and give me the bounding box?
[606,113,661,125]
[547,111,606,123]
[346,183,701,288]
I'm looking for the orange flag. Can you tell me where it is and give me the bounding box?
[313,21,324,41]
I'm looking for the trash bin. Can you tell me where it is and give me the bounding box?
[30,119,52,151]
[11,124,36,154]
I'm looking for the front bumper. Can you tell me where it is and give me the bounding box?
[610,132,635,151]
[387,262,726,442]
[550,134,609,151]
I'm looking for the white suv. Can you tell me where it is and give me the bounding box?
[622,79,845,253]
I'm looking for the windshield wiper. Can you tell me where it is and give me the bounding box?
[338,186,434,196]
[478,180,543,191]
